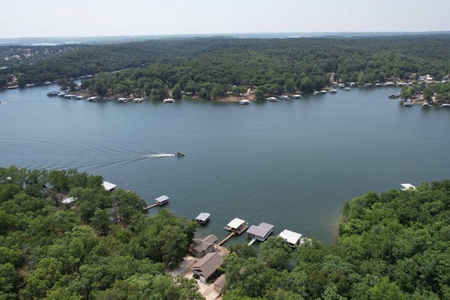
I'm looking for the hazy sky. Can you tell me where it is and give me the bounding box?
[1,0,449,38]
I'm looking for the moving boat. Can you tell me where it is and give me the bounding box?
[175,152,185,157]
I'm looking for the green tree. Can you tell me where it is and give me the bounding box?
[400,86,412,99]
[228,244,257,259]
[285,78,296,93]
[260,236,292,270]
[301,77,314,93]
[172,83,182,99]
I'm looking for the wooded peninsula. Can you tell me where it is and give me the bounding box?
[1,166,449,299]
[1,35,450,100]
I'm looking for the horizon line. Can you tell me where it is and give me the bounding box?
[1,30,450,40]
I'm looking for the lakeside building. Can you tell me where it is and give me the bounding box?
[195,212,211,225]
[401,183,416,191]
[279,229,303,247]
[192,252,223,283]
[190,234,218,258]
[155,195,170,205]
[102,181,117,191]
[247,222,274,242]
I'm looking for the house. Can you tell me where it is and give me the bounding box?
[190,234,218,258]
[279,229,303,247]
[247,222,274,242]
[155,195,169,205]
[214,274,226,295]
[192,252,223,283]
[61,197,76,204]
[102,181,116,191]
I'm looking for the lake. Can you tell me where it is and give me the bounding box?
[1,85,449,245]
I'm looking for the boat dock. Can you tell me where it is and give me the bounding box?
[143,203,159,210]
[217,232,236,246]
[144,195,170,211]
[248,238,256,246]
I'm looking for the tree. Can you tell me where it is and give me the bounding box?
[301,77,314,93]
[90,208,111,236]
[400,86,412,99]
[111,189,146,227]
[285,78,296,93]
[368,277,407,300]
[260,236,292,270]
[223,255,271,298]
[210,86,218,100]
[0,263,19,297]
[172,83,182,99]
[228,244,257,259]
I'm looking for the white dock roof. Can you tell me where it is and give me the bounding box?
[196,212,211,222]
[155,195,170,203]
[227,218,245,229]
[102,181,117,191]
[401,183,416,191]
[279,229,302,245]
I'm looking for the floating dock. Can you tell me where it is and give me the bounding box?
[144,195,170,211]
[217,232,236,246]
[217,218,248,246]
[143,203,159,210]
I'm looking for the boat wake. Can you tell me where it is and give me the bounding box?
[145,153,176,158]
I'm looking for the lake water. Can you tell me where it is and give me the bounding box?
[1,85,449,245]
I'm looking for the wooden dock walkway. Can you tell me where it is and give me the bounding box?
[217,232,236,246]
[143,203,159,210]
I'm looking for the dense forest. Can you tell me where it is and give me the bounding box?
[1,166,450,299]
[0,166,201,299]
[1,36,450,99]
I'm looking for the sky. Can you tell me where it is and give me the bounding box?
[1,0,449,38]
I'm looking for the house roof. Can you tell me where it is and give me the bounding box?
[192,252,223,279]
[214,274,226,289]
[247,222,274,237]
[227,218,245,229]
[279,229,302,245]
[102,181,117,191]
[203,234,218,244]
[196,212,211,222]
[62,197,76,204]
[192,235,218,253]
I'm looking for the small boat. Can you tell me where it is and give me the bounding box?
[175,152,185,157]
[47,91,60,97]
[422,102,432,107]
[239,99,251,105]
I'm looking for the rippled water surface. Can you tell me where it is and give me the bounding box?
[1,85,449,244]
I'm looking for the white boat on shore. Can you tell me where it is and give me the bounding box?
[239,99,251,105]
